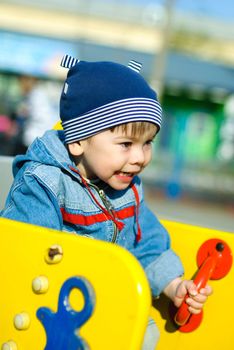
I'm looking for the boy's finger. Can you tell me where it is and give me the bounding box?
[186,298,203,309]
[189,293,208,303]
[188,283,198,296]
[200,286,213,295]
[188,306,202,315]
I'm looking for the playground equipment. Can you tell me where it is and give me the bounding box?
[0,217,233,350]
[152,221,233,350]
[173,238,232,332]
[0,217,151,350]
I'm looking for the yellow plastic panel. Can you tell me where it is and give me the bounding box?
[0,218,151,350]
[151,220,234,350]
[54,121,63,130]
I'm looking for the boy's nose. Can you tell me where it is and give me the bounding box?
[129,147,145,165]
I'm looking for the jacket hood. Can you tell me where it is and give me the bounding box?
[13,130,73,177]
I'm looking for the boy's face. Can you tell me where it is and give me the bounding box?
[71,123,157,190]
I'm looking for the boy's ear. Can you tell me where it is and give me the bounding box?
[67,142,84,156]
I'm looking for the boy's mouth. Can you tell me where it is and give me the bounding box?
[115,171,134,178]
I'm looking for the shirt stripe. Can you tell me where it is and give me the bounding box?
[61,206,135,226]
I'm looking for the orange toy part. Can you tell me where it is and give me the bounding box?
[174,238,232,332]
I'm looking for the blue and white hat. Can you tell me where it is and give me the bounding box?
[60,55,162,143]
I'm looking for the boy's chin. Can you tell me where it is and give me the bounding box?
[107,180,132,191]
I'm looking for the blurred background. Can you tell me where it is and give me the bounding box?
[0,0,233,231]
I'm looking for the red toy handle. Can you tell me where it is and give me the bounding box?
[174,239,232,332]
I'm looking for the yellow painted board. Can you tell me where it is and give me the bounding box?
[152,220,234,350]
[0,217,151,350]
[1,216,234,350]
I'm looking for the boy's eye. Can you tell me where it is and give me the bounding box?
[145,139,153,145]
[120,142,132,148]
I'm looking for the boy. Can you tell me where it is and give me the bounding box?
[1,56,212,349]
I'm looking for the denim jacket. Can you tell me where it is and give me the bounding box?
[1,130,183,296]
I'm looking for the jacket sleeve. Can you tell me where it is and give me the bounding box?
[129,184,184,297]
[1,171,63,230]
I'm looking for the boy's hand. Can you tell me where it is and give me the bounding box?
[164,277,213,314]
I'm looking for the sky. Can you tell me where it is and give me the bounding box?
[127,0,234,23]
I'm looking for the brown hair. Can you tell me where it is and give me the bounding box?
[83,122,158,144]
[110,122,158,137]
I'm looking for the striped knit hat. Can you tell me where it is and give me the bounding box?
[60,55,162,143]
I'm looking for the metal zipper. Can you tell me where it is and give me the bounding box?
[89,184,118,243]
